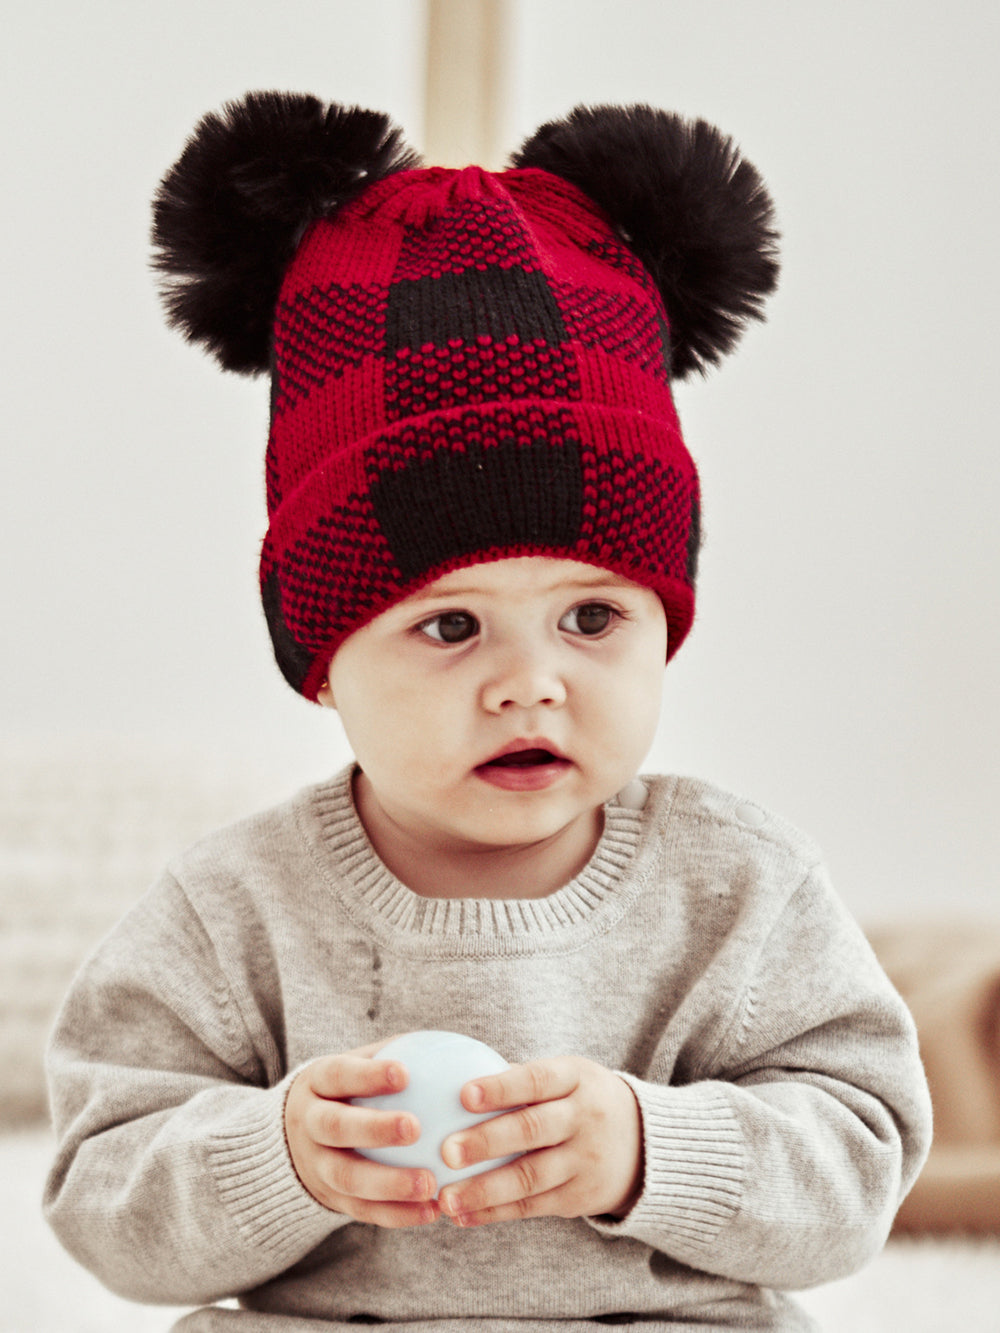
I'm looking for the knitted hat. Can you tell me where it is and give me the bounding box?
[152,93,778,700]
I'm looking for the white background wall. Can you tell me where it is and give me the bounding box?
[3,0,998,922]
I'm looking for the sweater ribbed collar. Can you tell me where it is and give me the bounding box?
[301,766,665,956]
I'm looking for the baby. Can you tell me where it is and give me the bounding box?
[43,93,932,1331]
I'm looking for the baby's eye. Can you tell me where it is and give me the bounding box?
[417,611,479,644]
[559,603,617,636]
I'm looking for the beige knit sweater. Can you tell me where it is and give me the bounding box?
[44,769,932,1330]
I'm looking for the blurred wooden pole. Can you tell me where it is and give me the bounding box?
[423,0,514,168]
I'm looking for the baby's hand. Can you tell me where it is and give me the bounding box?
[436,1056,643,1227]
[284,1039,440,1228]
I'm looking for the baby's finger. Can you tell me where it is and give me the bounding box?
[324,1150,438,1207]
[462,1057,578,1114]
[442,1097,571,1170]
[439,1147,572,1222]
[445,1187,565,1228]
[308,1098,420,1152]
[307,1053,408,1101]
[338,1196,441,1230]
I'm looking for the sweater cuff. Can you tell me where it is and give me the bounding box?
[588,1077,744,1256]
[207,1074,349,1263]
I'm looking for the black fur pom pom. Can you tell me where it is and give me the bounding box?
[152,91,421,374]
[512,104,779,379]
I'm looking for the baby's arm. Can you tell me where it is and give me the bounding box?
[435,863,932,1291]
[43,875,426,1306]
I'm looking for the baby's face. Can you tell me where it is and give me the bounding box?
[321,557,667,857]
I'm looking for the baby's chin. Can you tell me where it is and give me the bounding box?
[453,800,603,853]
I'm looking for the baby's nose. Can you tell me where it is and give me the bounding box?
[480,647,568,712]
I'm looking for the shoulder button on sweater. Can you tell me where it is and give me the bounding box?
[734,802,767,828]
[617,779,649,811]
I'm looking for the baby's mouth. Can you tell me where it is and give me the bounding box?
[482,748,562,769]
[474,743,571,790]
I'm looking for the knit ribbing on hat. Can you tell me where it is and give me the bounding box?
[259,166,700,699]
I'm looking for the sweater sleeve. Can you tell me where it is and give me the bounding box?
[43,873,347,1306]
[588,861,933,1290]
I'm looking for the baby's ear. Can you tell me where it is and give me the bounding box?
[317,679,336,710]
[151,91,420,375]
[511,104,779,380]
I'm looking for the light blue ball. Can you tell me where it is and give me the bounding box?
[351,1030,521,1193]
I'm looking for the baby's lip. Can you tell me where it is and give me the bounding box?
[476,738,571,768]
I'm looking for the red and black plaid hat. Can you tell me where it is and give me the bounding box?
[153,94,778,699]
